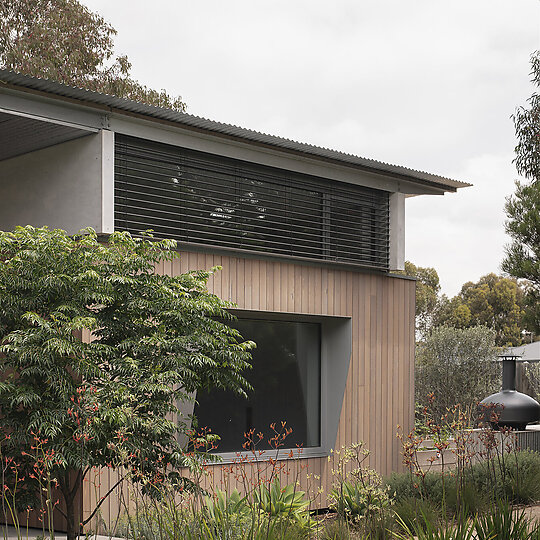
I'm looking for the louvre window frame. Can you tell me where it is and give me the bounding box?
[114,135,390,269]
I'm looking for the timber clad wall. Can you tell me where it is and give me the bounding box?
[82,250,415,526]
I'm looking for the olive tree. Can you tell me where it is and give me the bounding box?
[0,226,253,539]
[415,325,499,426]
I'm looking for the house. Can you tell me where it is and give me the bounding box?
[0,69,468,527]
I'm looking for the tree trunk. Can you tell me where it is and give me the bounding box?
[59,470,81,540]
[65,494,77,540]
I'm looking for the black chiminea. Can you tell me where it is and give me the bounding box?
[479,354,540,430]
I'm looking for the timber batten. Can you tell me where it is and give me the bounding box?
[82,251,415,526]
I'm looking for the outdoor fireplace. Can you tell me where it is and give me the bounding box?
[479,353,540,430]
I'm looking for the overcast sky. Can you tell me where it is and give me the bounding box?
[82,0,540,296]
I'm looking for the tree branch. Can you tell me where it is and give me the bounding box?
[81,466,91,481]
[82,475,125,526]
[55,504,68,520]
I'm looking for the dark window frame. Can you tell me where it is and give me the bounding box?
[176,310,353,462]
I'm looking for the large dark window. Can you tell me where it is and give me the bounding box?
[115,135,390,269]
[194,319,321,452]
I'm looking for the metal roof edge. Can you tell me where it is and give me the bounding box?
[0,69,471,192]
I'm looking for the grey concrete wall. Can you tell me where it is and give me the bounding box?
[389,192,405,271]
[0,131,113,234]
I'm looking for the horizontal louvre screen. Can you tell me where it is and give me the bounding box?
[114,135,389,269]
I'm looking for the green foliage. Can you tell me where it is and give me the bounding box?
[319,518,352,540]
[205,488,249,522]
[392,509,476,540]
[0,226,253,539]
[386,450,540,514]
[385,471,483,517]
[415,325,499,425]
[330,481,392,523]
[399,261,441,339]
[503,180,540,334]
[392,496,440,535]
[474,500,538,540]
[402,261,532,344]
[443,479,488,517]
[200,489,251,540]
[386,471,443,504]
[470,449,540,505]
[434,273,527,346]
[512,51,540,184]
[119,485,313,540]
[0,0,186,111]
[502,50,540,334]
[393,499,540,540]
[434,295,472,329]
[255,479,310,520]
[328,443,394,538]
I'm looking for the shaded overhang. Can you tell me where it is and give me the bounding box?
[0,108,97,161]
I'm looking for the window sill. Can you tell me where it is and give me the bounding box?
[211,446,329,465]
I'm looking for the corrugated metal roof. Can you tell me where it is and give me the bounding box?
[0,69,470,191]
[504,342,540,362]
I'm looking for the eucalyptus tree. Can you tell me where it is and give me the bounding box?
[434,273,527,347]
[503,50,540,334]
[0,0,186,111]
[399,261,441,340]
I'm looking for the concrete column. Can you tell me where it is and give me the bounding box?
[389,192,405,271]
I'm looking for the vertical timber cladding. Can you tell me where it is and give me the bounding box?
[114,135,390,270]
[82,254,415,523]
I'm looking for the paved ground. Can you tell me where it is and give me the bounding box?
[521,503,540,522]
[3,506,539,538]
[1,527,123,540]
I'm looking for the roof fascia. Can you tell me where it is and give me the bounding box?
[0,85,107,131]
[110,112,449,196]
[1,82,455,195]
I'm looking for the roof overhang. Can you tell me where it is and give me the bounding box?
[0,70,471,195]
[0,108,97,160]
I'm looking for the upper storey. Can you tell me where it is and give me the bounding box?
[0,70,469,272]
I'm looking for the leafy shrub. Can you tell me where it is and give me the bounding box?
[255,479,309,519]
[393,496,440,534]
[474,499,537,540]
[415,326,499,427]
[385,471,443,504]
[386,449,540,517]
[330,480,392,522]
[328,443,394,539]
[443,478,488,516]
[468,450,540,504]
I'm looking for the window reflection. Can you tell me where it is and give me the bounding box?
[194,319,321,453]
